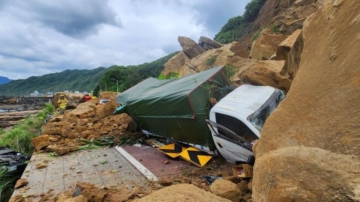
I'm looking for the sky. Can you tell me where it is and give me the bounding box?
[0,0,250,80]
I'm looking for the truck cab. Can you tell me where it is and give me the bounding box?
[207,84,285,164]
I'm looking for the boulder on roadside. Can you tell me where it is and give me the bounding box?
[63,195,87,202]
[14,178,28,189]
[32,135,50,151]
[53,92,85,109]
[210,179,242,202]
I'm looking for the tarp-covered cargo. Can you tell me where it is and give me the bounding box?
[116,66,230,150]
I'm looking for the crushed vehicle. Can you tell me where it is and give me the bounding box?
[115,66,285,164]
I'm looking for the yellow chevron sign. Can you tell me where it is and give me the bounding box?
[179,147,212,167]
[157,143,186,158]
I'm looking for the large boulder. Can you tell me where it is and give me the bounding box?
[252,0,360,201]
[272,29,304,79]
[178,44,257,80]
[31,135,50,151]
[178,36,205,59]
[161,51,190,76]
[229,41,249,58]
[199,36,222,50]
[210,179,242,202]
[238,60,291,92]
[250,28,287,60]
[96,91,119,118]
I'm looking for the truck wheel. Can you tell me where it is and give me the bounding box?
[247,155,255,166]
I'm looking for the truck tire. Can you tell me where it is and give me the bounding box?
[247,155,255,166]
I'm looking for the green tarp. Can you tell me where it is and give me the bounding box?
[115,66,230,150]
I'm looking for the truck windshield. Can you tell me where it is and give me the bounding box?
[247,89,285,132]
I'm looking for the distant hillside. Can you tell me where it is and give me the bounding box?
[0,76,11,85]
[0,67,106,96]
[93,51,179,95]
[0,51,178,96]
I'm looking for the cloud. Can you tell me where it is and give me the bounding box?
[0,0,250,80]
[3,0,121,38]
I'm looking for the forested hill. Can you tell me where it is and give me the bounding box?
[0,67,106,96]
[0,52,178,96]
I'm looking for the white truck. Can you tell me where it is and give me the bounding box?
[115,66,285,165]
[206,84,285,164]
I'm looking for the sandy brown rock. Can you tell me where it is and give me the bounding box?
[178,44,257,81]
[36,162,48,169]
[253,0,360,201]
[161,51,190,76]
[31,135,50,151]
[238,60,291,91]
[250,28,287,60]
[62,195,87,202]
[229,41,249,58]
[14,178,28,189]
[178,36,205,59]
[199,36,222,50]
[210,179,242,202]
[134,184,231,202]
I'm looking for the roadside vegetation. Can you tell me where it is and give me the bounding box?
[0,103,54,155]
[0,103,54,201]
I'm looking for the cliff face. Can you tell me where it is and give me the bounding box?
[252,0,360,201]
[162,0,360,201]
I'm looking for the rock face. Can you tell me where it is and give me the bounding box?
[178,36,205,59]
[252,0,360,201]
[250,28,287,60]
[199,36,223,50]
[162,38,256,81]
[229,41,249,58]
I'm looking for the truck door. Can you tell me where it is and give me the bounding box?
[206,119,254,164]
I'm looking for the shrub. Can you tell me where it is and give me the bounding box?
[224,64,237,82]
[206,56,217,67]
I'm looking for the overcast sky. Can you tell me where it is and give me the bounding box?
[0,0,250,80]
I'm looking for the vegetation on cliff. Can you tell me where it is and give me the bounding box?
[214,0,266,44]
[93,51,178,95]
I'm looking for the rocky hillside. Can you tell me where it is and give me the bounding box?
[253,0,360,201]
[161,0,360,201]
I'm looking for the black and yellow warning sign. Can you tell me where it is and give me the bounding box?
[179,147,212,167]
[157,143,186,158]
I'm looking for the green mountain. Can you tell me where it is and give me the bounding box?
[0,67,106,96]
[0,52,178,96]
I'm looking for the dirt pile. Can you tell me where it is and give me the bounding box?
[32,92,135,155]
[38,183,237,202]
[252,0,360,201]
